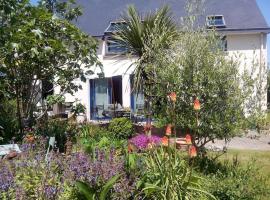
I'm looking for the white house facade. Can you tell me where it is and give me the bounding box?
[55,0,270,120]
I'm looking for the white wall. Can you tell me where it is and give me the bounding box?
[56,39,136,120]
[59,33,268,120]
[227,33,268,112]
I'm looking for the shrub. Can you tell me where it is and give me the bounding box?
[0,143,65,199]
[137,147,215,200]
[0,99,19,144]
[0,139,134,200]
[78,124,126,154]
[79,124,111,141]
[149,19,255,150]
[47,119,69,152]
[108,117,134,139]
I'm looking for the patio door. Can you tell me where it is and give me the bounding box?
[90,76,123,119]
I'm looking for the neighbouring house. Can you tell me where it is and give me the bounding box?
[54,0,270,121]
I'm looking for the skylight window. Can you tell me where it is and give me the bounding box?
[105,21,127,33]
[206,15,226,28]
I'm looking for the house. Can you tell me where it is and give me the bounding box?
[55,0,270,120]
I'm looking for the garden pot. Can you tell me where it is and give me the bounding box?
[76,114,86,123]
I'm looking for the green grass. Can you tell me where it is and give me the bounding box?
[221,149,270,177]
[210,150,270,200]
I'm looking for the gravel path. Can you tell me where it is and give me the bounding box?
[206,134,270,151]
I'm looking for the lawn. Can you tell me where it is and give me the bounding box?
[219,149,270,199]
[222,149,270,178]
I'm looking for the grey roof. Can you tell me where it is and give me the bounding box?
[74,0,270,36]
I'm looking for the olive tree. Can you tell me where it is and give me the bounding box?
[149,21,255,150]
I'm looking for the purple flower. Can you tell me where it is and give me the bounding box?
[0,161,15,192]
[129,134,162,149]
[44,185,58,199]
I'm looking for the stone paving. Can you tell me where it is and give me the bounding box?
[206,133,270,151]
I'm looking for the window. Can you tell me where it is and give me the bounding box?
[105,22,128,54]
[106,37,127,54]
[206,15,226,28]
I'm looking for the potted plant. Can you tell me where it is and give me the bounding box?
[71,103,86,123]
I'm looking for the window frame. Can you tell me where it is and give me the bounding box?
[105,36,127,55]
[206,15,226,28]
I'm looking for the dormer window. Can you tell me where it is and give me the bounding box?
[106,37,127,54]
[105,21,127,33]
[104,21,128,55]
[206,15,226,28]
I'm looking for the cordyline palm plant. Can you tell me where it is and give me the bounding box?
[113,5,178,135]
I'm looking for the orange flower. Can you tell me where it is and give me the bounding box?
[165,124,172,136]
[194,98,201,111]
[189,145,197,157]
[168,92,177,102]
[185,134,192,145]
[128,143,133,153]
[162,136,169,146]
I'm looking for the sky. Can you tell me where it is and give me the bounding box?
[256,0,270,65]
[30,0,270,63]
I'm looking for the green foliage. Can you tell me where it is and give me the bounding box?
[36,119,77,152]
[76,174,121,200]
[79,124,111,142]
[150,24,253,148]
[113,5,177,126]
[137,147,215,200]
[41,0,83,21]
[0,99,19,143]
[58,183,80,200]
[46,94,65,107]
[15,154,62,199]
[78,124,126,154]
[72,103,86,115]
[196,156,270,200]
[0,0,100,127]
[108,117,134,139]
[47,119,68,152]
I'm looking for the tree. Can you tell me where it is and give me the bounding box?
[39,0,82,21]
[149,21,254,151]
[113,5,177,134]
[0,0,100,133]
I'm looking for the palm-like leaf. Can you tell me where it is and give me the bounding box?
[113,5,177,92]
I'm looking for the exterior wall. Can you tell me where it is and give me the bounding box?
[58,33,268,120]
[56,39,136,120]
[226,33,268,112]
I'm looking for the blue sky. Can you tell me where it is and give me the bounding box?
[257,0,270,65]
[30,0,270,62]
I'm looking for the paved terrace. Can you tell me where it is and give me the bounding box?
[206,133,270,151]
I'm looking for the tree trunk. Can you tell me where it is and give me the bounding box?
[15,88,23,136]
[145,84,152,136]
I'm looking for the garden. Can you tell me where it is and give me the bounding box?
[1,0,270,199]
